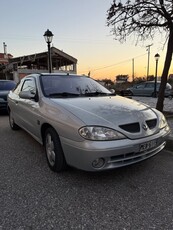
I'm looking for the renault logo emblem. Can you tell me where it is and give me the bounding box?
[142,123,148,131]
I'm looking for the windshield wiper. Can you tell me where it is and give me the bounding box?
[84,91,112,97]
[48,91,114,98]
[48,92,80,98]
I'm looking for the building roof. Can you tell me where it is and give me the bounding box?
[9,47,77,68]
[0,53,13,64]
[0,53,13,58]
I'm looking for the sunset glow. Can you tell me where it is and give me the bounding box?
[0,0,173,82]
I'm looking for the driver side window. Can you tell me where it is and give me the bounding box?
[137,84,145,89]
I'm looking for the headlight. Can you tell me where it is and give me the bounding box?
[79,126,126,141]
[159,115,167,129]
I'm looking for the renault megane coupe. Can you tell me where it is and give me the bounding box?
[8,73,170,172]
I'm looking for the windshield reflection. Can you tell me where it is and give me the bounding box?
[40,75,112,97]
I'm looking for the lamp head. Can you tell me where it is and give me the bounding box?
[154,53,160,61]
[44,29,54,43]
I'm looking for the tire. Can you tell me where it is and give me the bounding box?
[151,92,158,97]
[9,111,20,130]
[128,90,133,96]
[44,127,67,172]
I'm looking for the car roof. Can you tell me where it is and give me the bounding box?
[40,73,88,77]
[0,80,15,82]
[23,73,89,79]
[134,81,160,85]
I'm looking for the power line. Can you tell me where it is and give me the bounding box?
[0,34,116,45]
[90,53,147,72]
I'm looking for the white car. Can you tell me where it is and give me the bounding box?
[8,73,170,172]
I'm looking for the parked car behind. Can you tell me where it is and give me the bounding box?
[0,80,16,112]
[127,81,172,97]
[8,74,170,172]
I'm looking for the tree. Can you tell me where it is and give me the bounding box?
[107,0,173,112]
[101,78,114,86]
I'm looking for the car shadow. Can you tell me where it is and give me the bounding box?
[63,158,153,182]
[0,110,9,116]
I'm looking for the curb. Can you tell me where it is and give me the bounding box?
[165,134,173,151]
[165,116,173,151]
[164,111,173,119]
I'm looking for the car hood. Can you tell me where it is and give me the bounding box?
[51,96,159,139]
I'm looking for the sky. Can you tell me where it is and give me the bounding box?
[1,0,172,82]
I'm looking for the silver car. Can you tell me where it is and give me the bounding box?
[128,81,173,97]
[8,73,170,172]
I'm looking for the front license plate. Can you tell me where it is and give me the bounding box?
[140,140,157,152]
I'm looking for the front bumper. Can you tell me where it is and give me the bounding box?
[60,126,170,172]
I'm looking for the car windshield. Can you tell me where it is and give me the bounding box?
[0,81,16,91]
[40,75,112,97]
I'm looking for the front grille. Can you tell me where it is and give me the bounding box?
[111,151,146,163]
[119,118,157,133]
[108,141,166,167]
[119,122,140,133]
[146,119,157,129]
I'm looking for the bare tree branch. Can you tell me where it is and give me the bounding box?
[107,0,173,112]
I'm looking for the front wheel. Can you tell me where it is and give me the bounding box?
[44,127,67,172]
[128,90,133,96]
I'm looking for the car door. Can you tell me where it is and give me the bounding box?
[8,80,23,123]
[143,83,154,96]
[17,77,41,140]
[133,83,145,96]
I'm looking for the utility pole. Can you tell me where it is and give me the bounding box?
[146,44,153,80]
[132,58,134,82]
[3,42,8,79]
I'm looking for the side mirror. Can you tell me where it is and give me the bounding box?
[19,91,36,100]
[110,89,115,94]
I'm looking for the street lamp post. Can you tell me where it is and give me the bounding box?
[43,29,54,73]
[154,53,160,98]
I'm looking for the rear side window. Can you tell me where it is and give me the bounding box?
[136,84,145,89]
[146,83,154,88]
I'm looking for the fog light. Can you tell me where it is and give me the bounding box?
[92,158,105,168]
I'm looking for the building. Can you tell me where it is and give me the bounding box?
[0,53,13,79]
[0,53,13,65]
[3,47,77,82]
[115,75,129,83]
